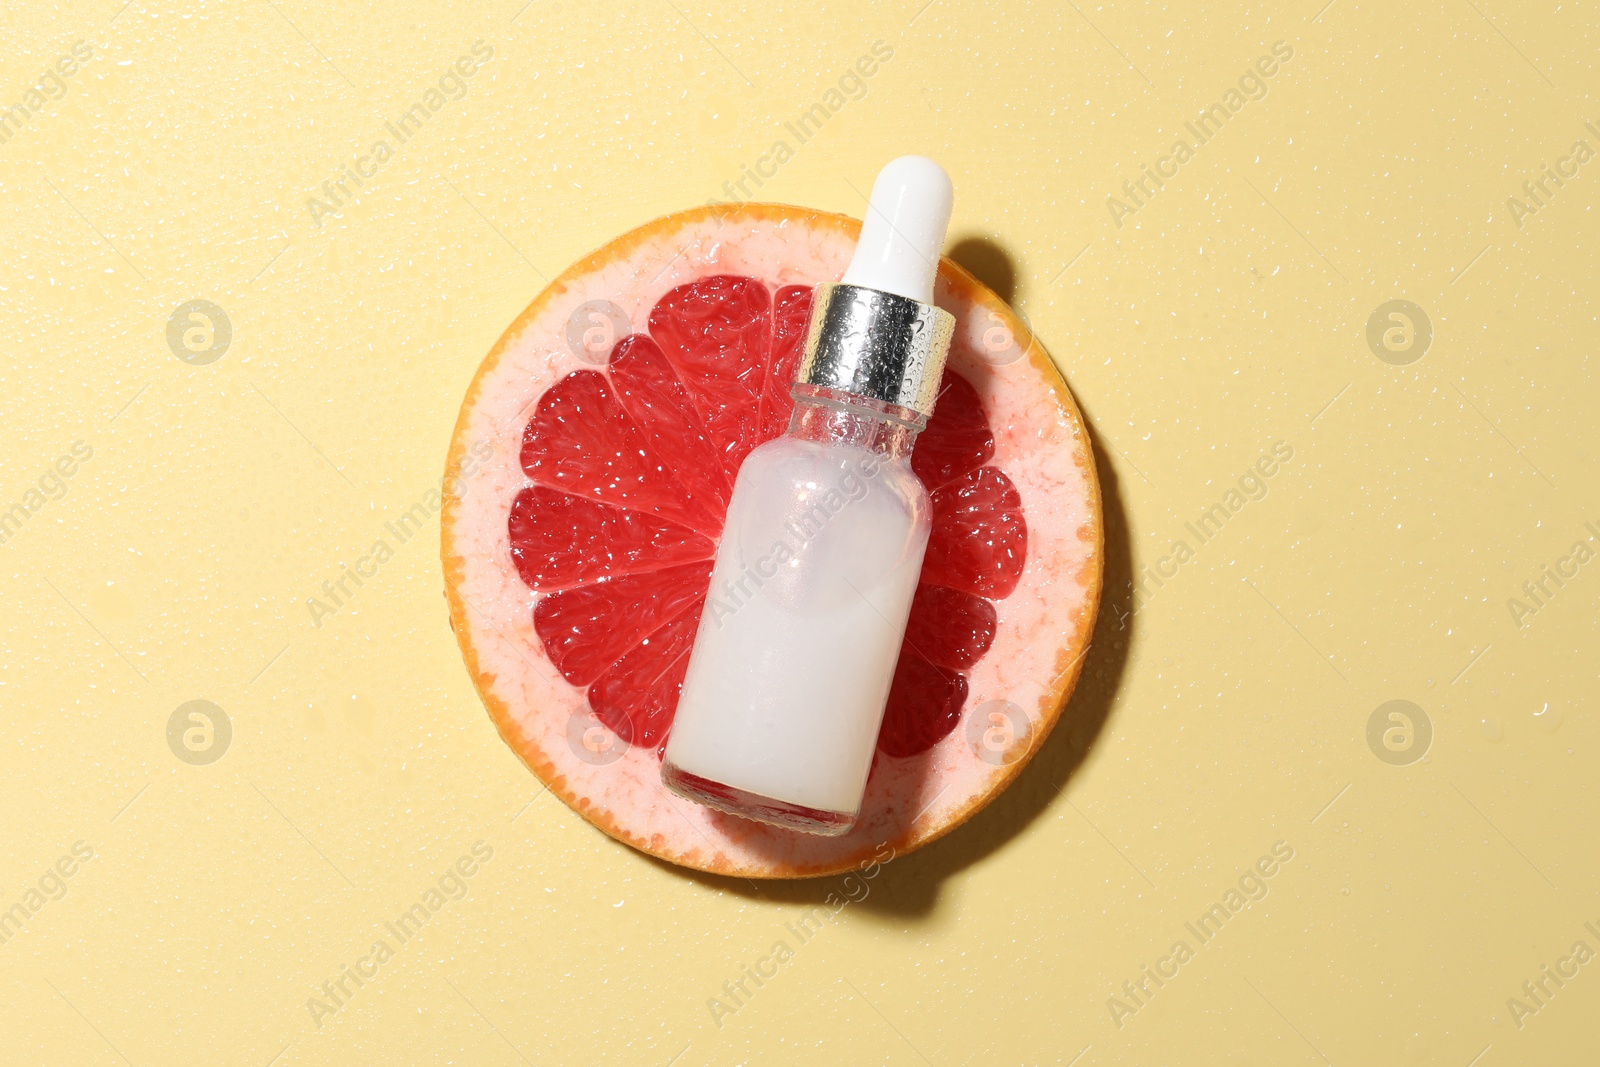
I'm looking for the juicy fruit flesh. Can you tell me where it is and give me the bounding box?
[509,274,1029,759]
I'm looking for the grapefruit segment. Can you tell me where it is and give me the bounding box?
[443,203,1102,878]
[911,370,996,489]
[647,274,773,477]
[507,484,712,592]
[759,285,815,439]
[519,369,706,531]
[878,652,968,760]
[589,604,702,750]
[607,334,730,526]
[902,583,997,672]
[923,465,1028,600]
[533,560,714,688]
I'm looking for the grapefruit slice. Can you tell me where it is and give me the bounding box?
[442,203,1101,879]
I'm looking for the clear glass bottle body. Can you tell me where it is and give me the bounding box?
[661,387,931,834]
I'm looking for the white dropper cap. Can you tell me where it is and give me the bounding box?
[839,156,953,305]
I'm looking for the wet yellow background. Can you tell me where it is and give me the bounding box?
[2,0,1595,1063]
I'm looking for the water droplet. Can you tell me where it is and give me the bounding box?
[1480,717,1502,742]
[1533,703,1561,732]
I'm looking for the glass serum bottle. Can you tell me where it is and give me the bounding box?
[662,157,957,835]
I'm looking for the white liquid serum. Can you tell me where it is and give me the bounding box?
[662,156,957,835]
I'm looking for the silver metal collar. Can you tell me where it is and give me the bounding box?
[794,283,955,419]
